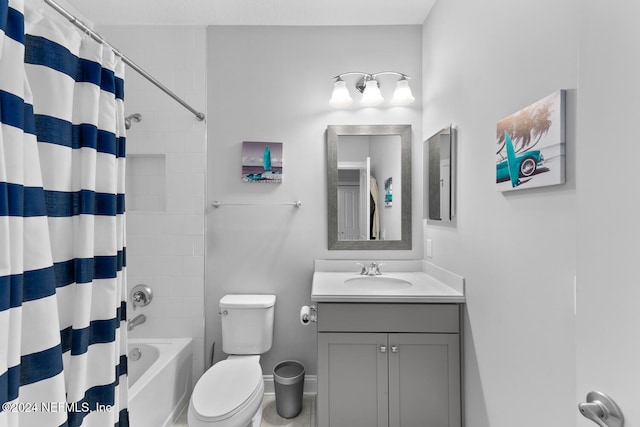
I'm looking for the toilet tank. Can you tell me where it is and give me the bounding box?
[220,294,276,355]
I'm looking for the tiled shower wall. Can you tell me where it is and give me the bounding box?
[98,25,207,383]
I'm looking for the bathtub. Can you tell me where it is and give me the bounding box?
[128,338,193,427]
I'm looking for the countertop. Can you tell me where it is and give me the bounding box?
[311,260,465,303]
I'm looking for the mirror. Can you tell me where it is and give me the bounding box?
[327,124,411,250]
[425,126,455,222]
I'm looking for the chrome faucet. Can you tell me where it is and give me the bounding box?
[131,284,153,310]
[356,262,383,276]
[127,314,146,331]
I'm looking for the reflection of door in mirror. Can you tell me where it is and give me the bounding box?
[337,159,370,240]
[440,141,451,219]
[338,167,365,240]
[337,135,401,241]
[427,126,454,222]
[337,185,360,239]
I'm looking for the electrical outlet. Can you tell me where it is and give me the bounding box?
[426,239,433,258]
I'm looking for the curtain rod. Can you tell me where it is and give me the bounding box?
[43,0,206,122]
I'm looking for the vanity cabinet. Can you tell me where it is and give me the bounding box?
[316,303,461,427]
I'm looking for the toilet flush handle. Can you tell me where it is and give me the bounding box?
[219,310,228,316]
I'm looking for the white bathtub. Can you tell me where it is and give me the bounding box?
[128,338,193,427]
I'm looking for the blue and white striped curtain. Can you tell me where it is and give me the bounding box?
[0,0,128,426]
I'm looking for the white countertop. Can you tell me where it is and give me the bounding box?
[311,260,465,303]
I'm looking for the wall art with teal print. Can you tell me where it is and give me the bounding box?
[496,90,565,191]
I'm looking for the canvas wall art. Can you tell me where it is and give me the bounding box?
[384,177,393,207]
[242,141,283,183]
[496,90,566,191]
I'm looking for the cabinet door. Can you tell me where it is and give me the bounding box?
[318,333,389,427]
[388,334,460,427]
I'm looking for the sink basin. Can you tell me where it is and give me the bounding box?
[345,276,413,291]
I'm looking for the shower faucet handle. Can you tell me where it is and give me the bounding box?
[131,284,153,310]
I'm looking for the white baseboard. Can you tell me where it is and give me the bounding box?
[263,374,317,396]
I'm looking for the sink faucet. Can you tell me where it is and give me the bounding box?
[128,314,146,331]
[356,262,383,276]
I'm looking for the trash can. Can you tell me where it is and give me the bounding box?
[273,360,305,419]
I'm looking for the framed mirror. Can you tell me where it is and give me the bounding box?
[327,124,411,250]
[425,126,455,222]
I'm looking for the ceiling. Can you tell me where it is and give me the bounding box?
[62,0,436,26]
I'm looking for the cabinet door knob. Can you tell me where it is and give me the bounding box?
[391,346,399,353]
[380,346,387,353]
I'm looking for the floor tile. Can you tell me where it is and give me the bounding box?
[261,395,315,427]
[172,395,316,427]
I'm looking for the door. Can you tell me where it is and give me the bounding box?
[388,334,460,427]
[337,185,360,240]
[576,2,640,425]
[318,333,388,427]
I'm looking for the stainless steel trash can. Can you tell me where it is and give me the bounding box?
[273,360,305,419]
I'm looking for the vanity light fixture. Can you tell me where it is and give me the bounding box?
[329,71,415,107]
[328,76,353,107]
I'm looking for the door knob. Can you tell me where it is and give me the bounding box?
[578,391,624,427]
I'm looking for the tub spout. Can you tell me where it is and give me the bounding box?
[128,314,146,331]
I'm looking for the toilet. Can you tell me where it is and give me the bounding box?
[188,294,276,427]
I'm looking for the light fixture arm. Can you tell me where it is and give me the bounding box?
[332,72,373,80]
[333,71,410,80]
[371,71,410,80]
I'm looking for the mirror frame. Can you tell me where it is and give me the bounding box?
[327,124,412,250]
[425,125,455,222]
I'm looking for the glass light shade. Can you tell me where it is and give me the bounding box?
[390,78,415,106]
[360,80,384,106]
[329,80,353,107]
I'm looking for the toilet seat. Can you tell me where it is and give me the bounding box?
[190,357,263,423]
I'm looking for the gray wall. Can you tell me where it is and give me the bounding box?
[421,0,577,426]
[205,26,423,374]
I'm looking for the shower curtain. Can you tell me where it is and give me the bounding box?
[1,1,128,426]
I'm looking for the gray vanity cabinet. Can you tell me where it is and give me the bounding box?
[316,303,461,427]
[318,332,389,426]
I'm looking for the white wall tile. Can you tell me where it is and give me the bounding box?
[99,24,207,382]
[193,194,205,213]
[181,297,203,318]
[166,192,195,214]
[168,153,196,174]
[193,150,207,173]
[183,215,204,236]
[183,256,204,278]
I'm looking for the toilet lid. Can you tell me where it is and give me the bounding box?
[191,358,262,422]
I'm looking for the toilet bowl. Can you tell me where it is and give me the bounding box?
[188,294,275,427]
[188,356,264,427]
